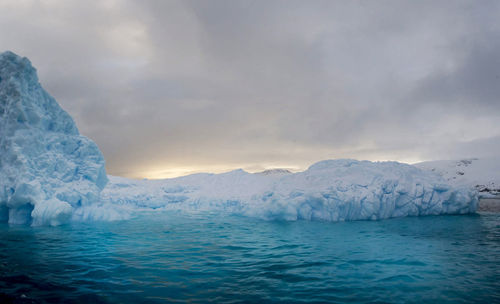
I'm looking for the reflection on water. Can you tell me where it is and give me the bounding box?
[1,212,499,303]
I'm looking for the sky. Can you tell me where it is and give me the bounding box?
[1,0,499,179]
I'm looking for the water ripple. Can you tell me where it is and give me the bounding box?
[0,213,499,303]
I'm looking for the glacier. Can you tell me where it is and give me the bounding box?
[0,51,108,226]
[102,159,478,222]
[0,51,478,226]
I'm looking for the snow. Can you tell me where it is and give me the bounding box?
[102,159,478,222]
[0,51,479,225]
[256,169,292,176]
[415,157,500,197]
[0,51,108,226]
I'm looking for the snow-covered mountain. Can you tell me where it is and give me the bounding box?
[256,168,292,176]
[415,157,500,197]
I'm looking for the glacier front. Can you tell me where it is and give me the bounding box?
[103,159,478,222]
[0,51,108,226]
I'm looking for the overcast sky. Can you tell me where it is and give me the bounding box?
[1,0,499,178]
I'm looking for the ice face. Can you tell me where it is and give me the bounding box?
[103,159,478,222]
[0,51,108,226]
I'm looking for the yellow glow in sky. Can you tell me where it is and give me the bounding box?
[127,156,426,180]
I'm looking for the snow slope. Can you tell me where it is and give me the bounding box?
[415,157,500,196]
[103,159,478,222]
[0,51,108,226]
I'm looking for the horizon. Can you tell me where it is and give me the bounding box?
[1,1,499,179]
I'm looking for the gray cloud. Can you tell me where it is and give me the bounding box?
[1,0,499,178]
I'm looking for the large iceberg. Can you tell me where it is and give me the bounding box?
[103,159,478,222]
[0,51,478,226]
[0,51,107,226]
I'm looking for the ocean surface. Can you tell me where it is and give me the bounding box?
[1,211,499,303]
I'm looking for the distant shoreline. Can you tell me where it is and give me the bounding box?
[478,197,500,212]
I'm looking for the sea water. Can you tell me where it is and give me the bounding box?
[1,212,499,303]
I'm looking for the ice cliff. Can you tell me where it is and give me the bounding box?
[0,51,107,226]
[103,159,478,222]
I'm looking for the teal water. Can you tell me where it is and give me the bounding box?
[1,212,499,303]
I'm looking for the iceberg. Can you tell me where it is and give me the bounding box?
[0,51,108,226]
[103,159,478,222]
[0,51,478,225]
